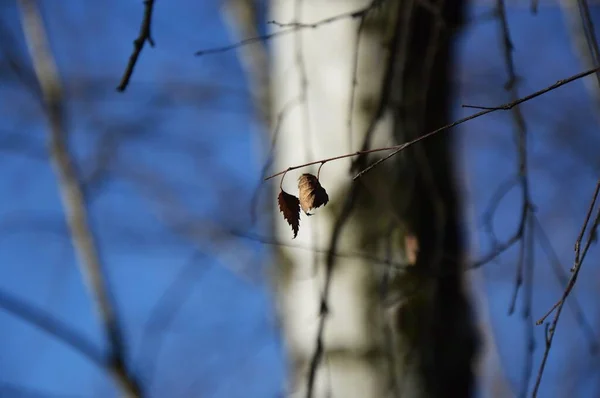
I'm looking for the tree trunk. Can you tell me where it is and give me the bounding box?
[387,0,479,395]
[269,0,478,396]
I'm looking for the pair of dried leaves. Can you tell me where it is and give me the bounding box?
[278,173,329,238]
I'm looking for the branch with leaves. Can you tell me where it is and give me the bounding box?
[267,66,600,238]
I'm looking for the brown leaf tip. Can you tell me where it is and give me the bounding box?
[278,189,301,238]
[298,173,329,215]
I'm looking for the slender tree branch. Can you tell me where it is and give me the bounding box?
[136,252,212,389]
[533,215,598,353]
[0,288,103,367]
[265,66,600,182]
[572,0,600,87]
[532,179,600,397]
[17,1,142,396]
[195,1,384,56]
[306,183,361,398]
[116,0,156,92]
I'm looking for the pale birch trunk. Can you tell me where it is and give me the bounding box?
[269,0,479,397]
[269,1,392,397]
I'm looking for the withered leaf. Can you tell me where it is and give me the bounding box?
[404,234,419,265]
[298,173,329,215]
[278,189,301,238]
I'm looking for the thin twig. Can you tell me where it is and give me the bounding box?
[222,0,280,227]
[303,2,398,384]
[345,0,388,152]
[250,98,301,224]
[290,0,322,277]
[346,15,365,152]
[0,288,103,367]
[229,229,408,270]
[17,1,142,396]
[380,224,402,397]
[116,0,156,92]
[265,66,600,182]
[481,177,519,248]
[533,215,598,353]
[574,0,600,87]
[532,179,600,396]
[520,213,535,398]
[305,183,360,398]
[574,179,600,268]
[494,6,536,392]
[136,252,211,388]
[495,0,532,318]
[196,2,382,57]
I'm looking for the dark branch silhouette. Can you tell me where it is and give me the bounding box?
[117,0,156,92]
[533,179,600,397]
[265,66,600,183]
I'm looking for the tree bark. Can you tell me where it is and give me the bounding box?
[269,0,479,396]
[387,0,479,396]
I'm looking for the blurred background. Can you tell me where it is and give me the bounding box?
[0,0,599,397]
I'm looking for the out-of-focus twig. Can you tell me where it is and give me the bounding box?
[117,0,156,92]
[0,288,103,367]
[305,183,360,398]
[136,251,212,389]
[17,1,142,396]
[494,3,536,394]
[559,0,600,97]
[223,0,271,125]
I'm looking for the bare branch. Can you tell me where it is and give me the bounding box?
[116,0,156,92]
[17,1,142,396]
[306,183,360,398]
[136,252,212,389]
[533,215,598,353]
[532,179,600,396]
[0,288,103,367]
[195,1,384,56]
[265,66,600,182]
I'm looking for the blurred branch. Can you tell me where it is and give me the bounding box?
[222,0,283,227]
[250,98,302,224]
[223,0,271,125]
[0,288,103,367]
[304,3,402,390]
[559,0,600,95]
[136,251,212,389]
[0,381,81,398]
[0,20,40,97]
[494,3,535,394]
[17,1,142,396]
[117,0,156,92]
[533,179,600,396]
[380,224,402,397]
[306,183,360,398]
[195,0,386,56]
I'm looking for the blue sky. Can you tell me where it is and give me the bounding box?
[1,1,600,397]
[458,4,600,397]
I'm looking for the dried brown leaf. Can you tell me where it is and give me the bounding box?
[298,173,329,215]
[278,189,301,238]
[404,234,419,265]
